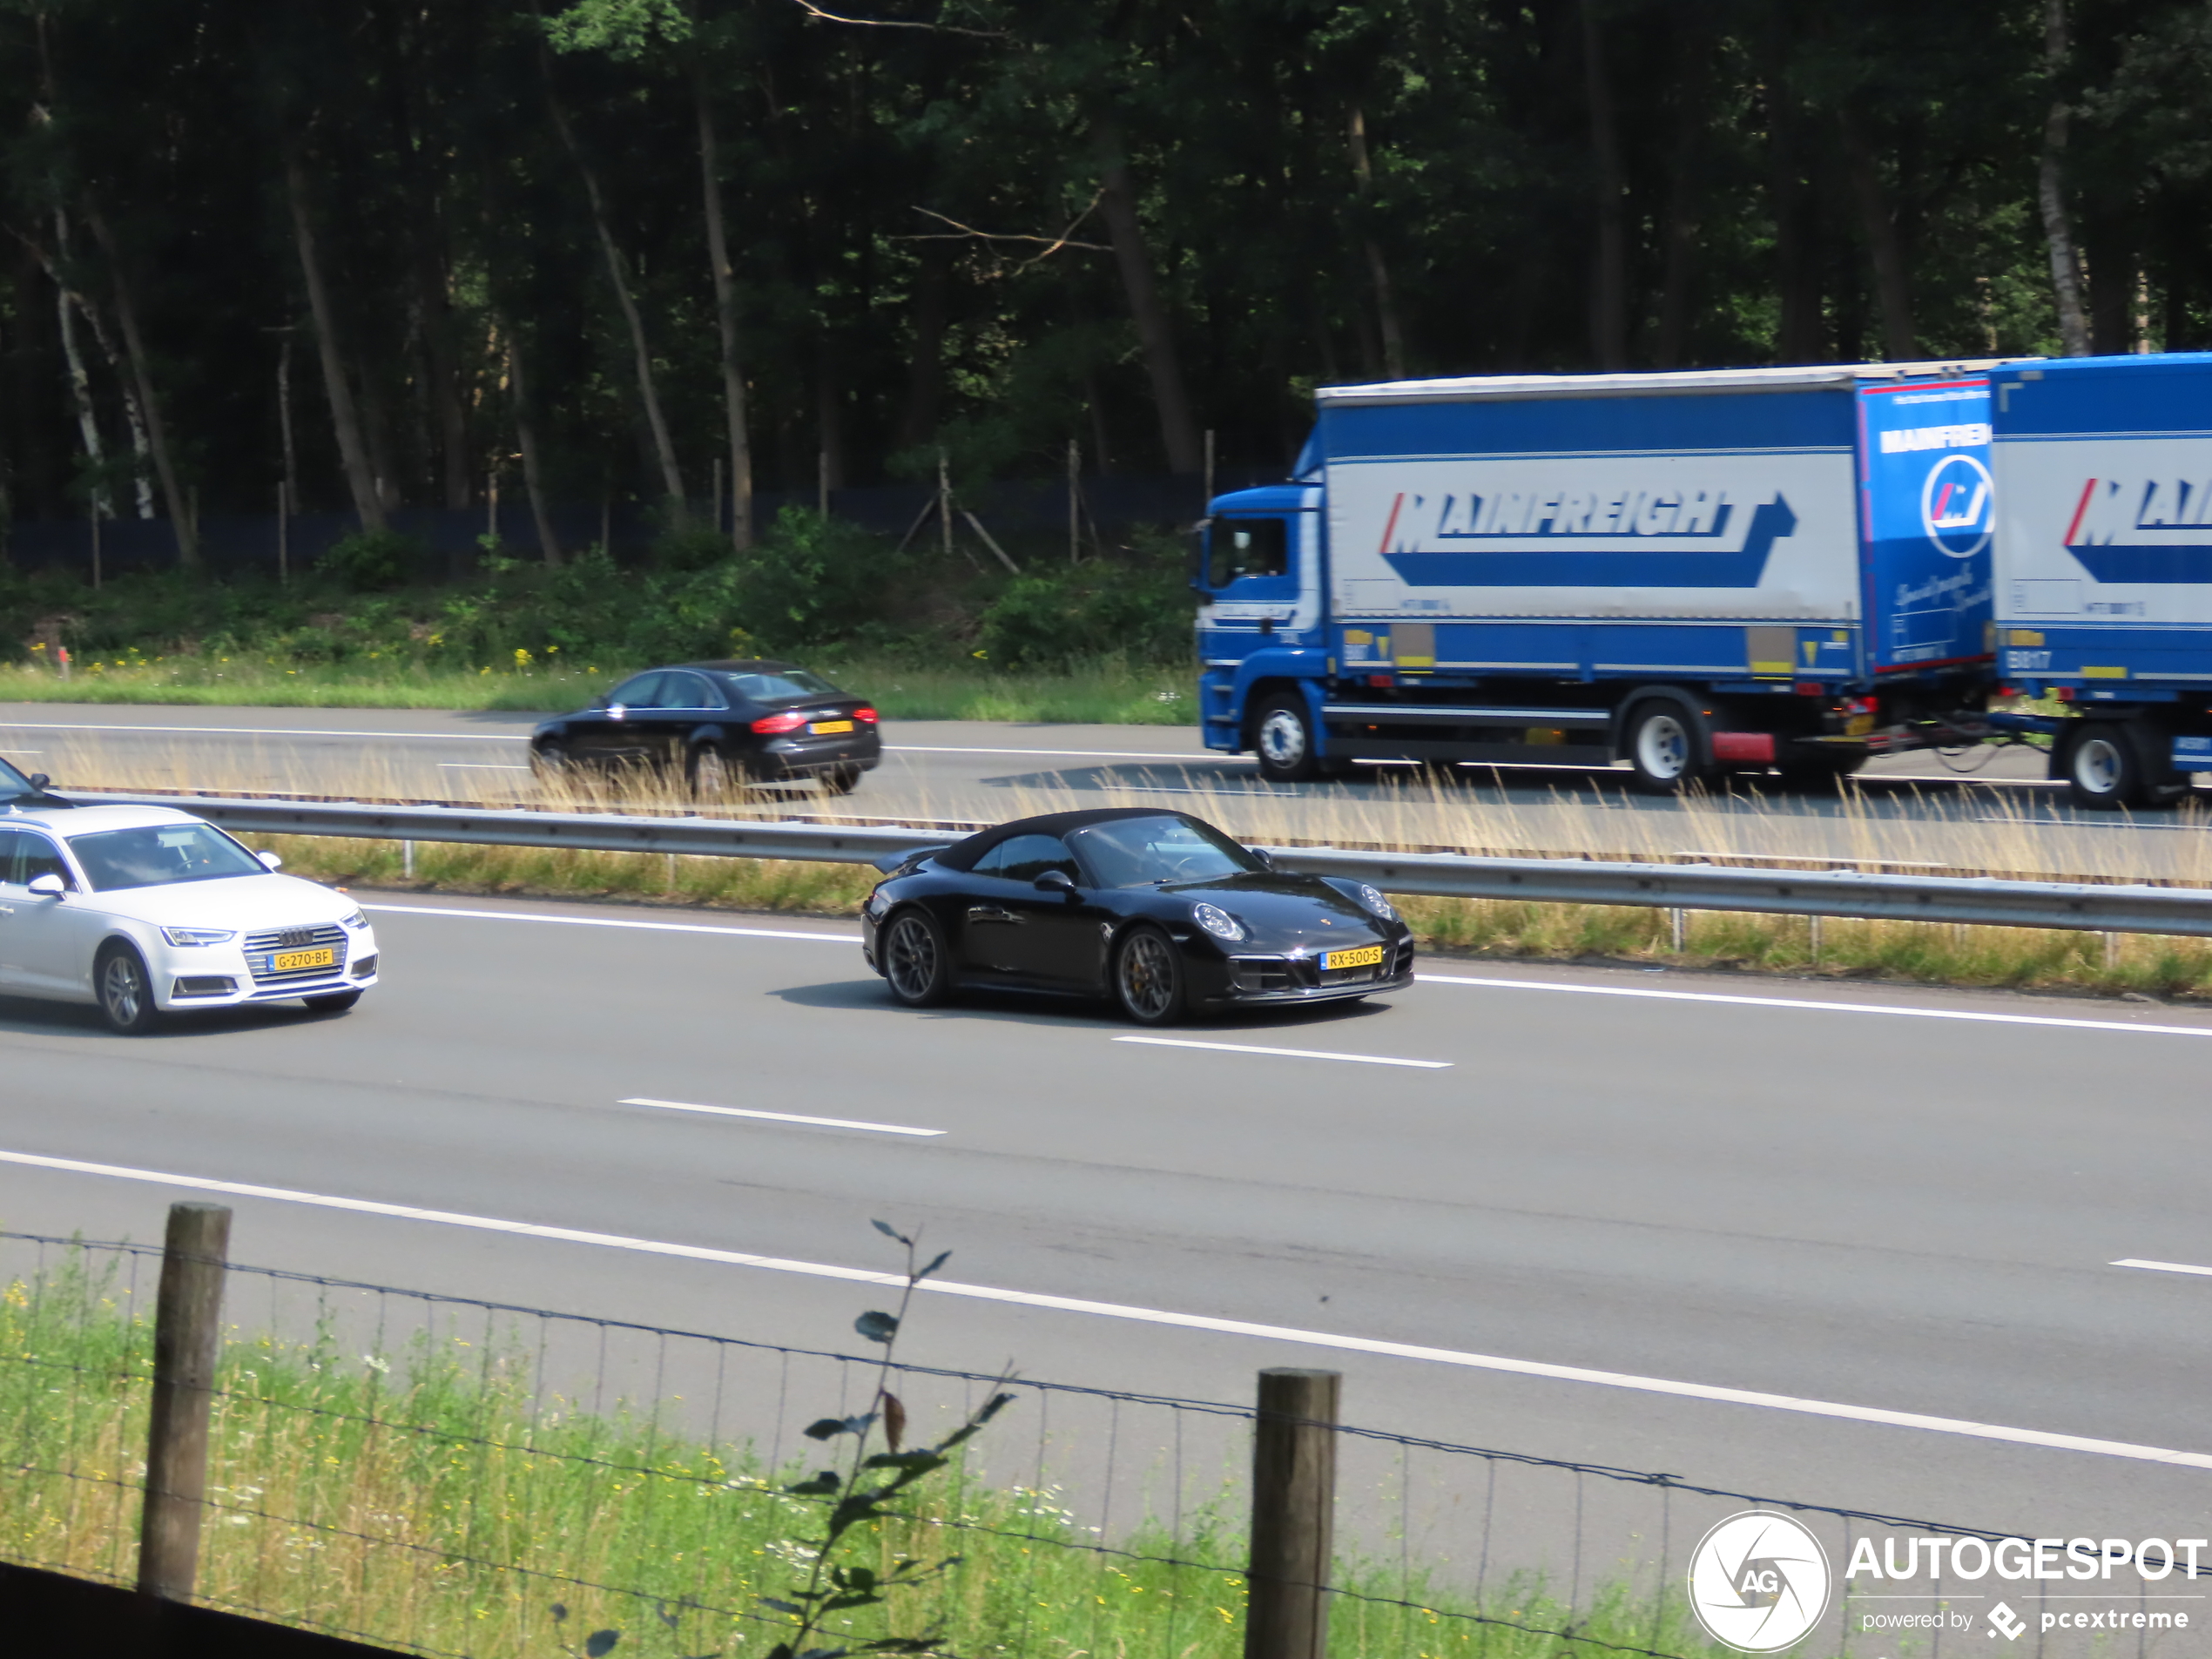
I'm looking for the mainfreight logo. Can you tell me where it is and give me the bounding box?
[1921,454,1992,558]
[2062,478,2212,583]
[1376,487,1797,589]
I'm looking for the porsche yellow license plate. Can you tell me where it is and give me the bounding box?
[272,948,335,973]
[811,720,854,735]
[1325,945,1386,971]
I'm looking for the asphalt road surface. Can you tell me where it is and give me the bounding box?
[4,701,2209,880]
[3,888,2209,1585]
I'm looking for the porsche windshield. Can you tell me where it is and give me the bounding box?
[1070,815,1262,888]
[69,822,266,891]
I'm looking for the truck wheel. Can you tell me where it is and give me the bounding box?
[1623,702,1711,795]
[1252,695,1325,784]
[2063,726,2148,810]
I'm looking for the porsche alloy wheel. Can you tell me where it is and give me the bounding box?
[1114,927,1186,1026]
[883,910,954,1007]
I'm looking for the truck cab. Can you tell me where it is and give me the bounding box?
[1194,483,1333,774]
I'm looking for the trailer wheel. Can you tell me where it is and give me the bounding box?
[2062,725,2148,810]
[1252,695,1325,784]
[1623,701,1711,795]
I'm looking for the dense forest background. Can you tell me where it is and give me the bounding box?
[0,0,2206,569]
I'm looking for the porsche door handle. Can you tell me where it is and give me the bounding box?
[966,906,1021,925]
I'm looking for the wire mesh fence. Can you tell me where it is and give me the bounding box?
[0,1225,2197,1659]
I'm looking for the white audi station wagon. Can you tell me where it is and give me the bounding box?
[0,761,377,1033]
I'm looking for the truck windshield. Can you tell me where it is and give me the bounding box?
[1070,814,1264,887]
[1206,518,1288,588]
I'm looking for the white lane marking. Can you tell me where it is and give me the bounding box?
[622,1096,943,1136]
[436,763,535,771]
[1115,1035,1450,1069]
[1420,973,2212,1038]
[2113,1258,2212,1278]
[359,902,851,942]
[0,719,527,742]
[2,1145,2207,1472]
[891,744,1240,763]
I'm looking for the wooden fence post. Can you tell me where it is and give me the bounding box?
[1244,1367,1339,1659]
[138,1202,232,1603]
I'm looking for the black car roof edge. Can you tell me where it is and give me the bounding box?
[934,806,1203,871]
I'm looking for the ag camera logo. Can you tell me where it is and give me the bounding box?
[1688,1510,1832,1652]
[1921,453,1993,559]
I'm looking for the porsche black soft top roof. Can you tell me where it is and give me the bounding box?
[934,807,1205,872]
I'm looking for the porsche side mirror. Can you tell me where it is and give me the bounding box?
[28,772,51,791]
[1246,846,1275,869]
[27,873,64,899]
[1033,868,1079,899]
[258,850,284,871]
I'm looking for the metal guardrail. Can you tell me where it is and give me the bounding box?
[67,789,2212,938]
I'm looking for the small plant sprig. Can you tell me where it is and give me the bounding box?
[760,1220,1014,1659]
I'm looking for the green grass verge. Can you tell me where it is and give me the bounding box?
[0,655,1199,724]
[254,834,2212,1004]
[0,1251,1750,1659]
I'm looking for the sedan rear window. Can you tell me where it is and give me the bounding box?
[721,670,840,702]
[69,823,267,891]
[1069,815,1263,888]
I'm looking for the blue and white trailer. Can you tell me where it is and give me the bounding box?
[1992,354,2212,806]
[1195,362,2006,793]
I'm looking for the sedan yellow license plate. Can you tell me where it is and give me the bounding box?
[811,719,854,735]
[272,948,335,972]
[1325,945,1386,971]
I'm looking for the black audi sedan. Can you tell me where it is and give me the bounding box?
[860,807,1414,1024]
[529,660,880,793]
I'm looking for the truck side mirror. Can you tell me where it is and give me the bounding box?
[1188,520,1215,594]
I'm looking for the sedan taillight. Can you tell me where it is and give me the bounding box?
[853,706,879,724]
[752,710,809,734]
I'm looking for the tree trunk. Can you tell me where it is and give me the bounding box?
[543,46,686,513]
[417,241,470,510]
[1650,17,1710,367]
[82,204,199,569]
[1345,107,1406,381]
[693,62,752,550]
[2038,0,2090,356]
[1761,12,1822,362]
[1579,0,1629,369]
[895,241,951,455]
[1091,118,1204,474]
[47,211,108,518]
[283,145,387,531]
[503,324,563,566]
[1838,105,1917,360]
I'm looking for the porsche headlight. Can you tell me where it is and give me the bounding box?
[1355,884,1399,922]
[161,927,237,948]
[1193,903,1246,941]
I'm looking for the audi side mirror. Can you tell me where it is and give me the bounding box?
[28,772,50,791]
[258,850,284,871]
[1033,868,1079,899]
[593,694,610,709]
[27,873,64,898]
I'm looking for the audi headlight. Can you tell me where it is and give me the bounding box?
[1193,903,1246,941]
[341,909,371,931]
[161,927,237,948]
[1355,884,1399,922]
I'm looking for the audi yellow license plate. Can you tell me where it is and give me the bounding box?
[1325,945,1386,971]
[811,719,854,735]
[271,948,335,973]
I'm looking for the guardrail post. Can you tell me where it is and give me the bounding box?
[138,1202,231,1603]
[1244,1368,1339,1659]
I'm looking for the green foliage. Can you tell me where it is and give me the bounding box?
[320,529,429,593]
[732,509,896,655]
[978,549,1193,671]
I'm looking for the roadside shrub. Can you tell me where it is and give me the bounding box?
[733,507,893,652]
[979,555,1193,669]
[318,529,428,592]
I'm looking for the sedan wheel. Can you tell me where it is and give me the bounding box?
[1113,926,1186,1026]
[96,943,160,1035]
[882,910,954,1007]
[819,765,862,796]
[689,744,744,799]
[529,740,570,781]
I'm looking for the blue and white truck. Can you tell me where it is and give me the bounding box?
[1194,354,2212,807]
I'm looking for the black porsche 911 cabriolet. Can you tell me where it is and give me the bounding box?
[860,807,1414,1024]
